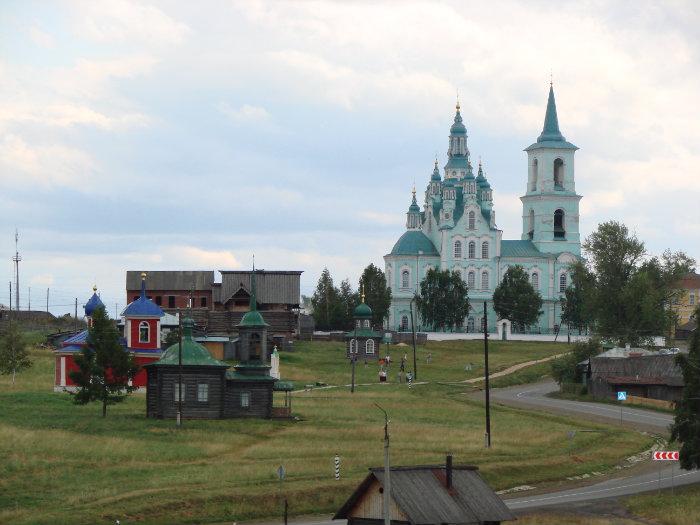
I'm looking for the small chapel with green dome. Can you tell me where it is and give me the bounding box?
[384,85,582,334]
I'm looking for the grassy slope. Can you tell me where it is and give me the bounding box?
[0,340,654,525]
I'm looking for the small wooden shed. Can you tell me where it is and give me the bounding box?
[334,457,515,525]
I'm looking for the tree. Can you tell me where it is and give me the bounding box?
[358,263,392,328]
[0,321,32,385]
[670,305,700,470]
[550,338,602,386]
[310,268,344,331]
[415,268,470,331]
[582,221,694,345]
[493,265,543,329]
[338,279,359,330]
[560,261,594,334]
[69,306,138,417]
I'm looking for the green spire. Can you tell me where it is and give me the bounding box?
[537,84,566,143]
[238,260,269,328]
[250,259,257,311]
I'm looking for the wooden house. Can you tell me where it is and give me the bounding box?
[334,456,514,525]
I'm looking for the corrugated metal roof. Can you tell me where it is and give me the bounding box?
[126,271,214,291]
[219,271,301,306]
[591,355,683,387]
[335,465,514,524]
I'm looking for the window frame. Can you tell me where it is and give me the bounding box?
[197,383,209,403]
[559,273,568,292]
[240,391,251,409]
[138,321,150,343]
[401,270,410,288]
[467,271,476,289]
[481,271,489,290]
[468,241,476,259]
[366,339,375,354]
[468,211,475,230]
[481,241,489,259]
[454,240,462,259]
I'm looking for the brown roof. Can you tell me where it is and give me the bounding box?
[219,270,302,306]
[591,354,684,387]
[677,271,700,289]
[606,376,681,386]
[126,271,214,291]
[334,464,514,524]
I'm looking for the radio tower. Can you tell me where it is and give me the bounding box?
[12,229,21,311]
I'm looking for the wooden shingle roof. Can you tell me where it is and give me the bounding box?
[591,354,684,387]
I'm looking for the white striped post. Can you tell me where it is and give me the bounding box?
[407,372,413,389]
[334,454,340,480]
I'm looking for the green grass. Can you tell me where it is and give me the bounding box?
[0,341,654,525]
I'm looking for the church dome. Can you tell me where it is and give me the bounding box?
[238,309,269,327]
[431,160,441,181]
[450,104,467,135]
[84,286,104,316]
[354,302,372,318]
[123,273,164,317]
[389,230,439,256]
[153,318,228,367]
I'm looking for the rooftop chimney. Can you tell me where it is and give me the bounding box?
[446,454,453,489]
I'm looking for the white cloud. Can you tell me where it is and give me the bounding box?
[28,25,55,48]
[219,103,271,124]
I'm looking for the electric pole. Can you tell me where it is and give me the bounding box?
[28,287,31,310]
[177,309,183,428]
[483,301,491,448]
[74,298,78,331]
[12,229,21,311]
[8,282,12,317]
[410,295,418,381]
[46,288,49,313]
[375,404,391,525]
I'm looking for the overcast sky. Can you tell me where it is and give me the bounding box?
[1,0,699,315]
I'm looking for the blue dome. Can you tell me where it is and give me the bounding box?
[84,288,104,316]
[123,275,164,317]
[390,231,439,256]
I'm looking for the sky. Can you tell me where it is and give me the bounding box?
[1,0,699,316]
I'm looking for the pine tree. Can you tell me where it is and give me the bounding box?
[670,305,700,470]
[69,306,138,417]
[311,268,343,330]
[338,279,358,330]
[415,268,470,331]
[560,261,594,334]
[0,321,32,385]
[493,265,542,329]
[358,263,392,328]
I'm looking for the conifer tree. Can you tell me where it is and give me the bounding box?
[338,279,358,330]
[70,306,138,417]
[358,263,392,328]
[0,321,32,385]
[493,265,542,329]
[671,305,700,470]
[311,268,343,330]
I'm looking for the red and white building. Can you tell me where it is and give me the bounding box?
[54,274,164,392]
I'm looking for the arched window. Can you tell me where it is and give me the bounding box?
[554,158,564,187]
[468,241,476,258]
[467,271,475,288]
[401,270,410,288]
[559,273,568,292]
[531,272,539,290]
[468,211,475,230]
[528,209,535,239]
[481,271,489,290]
[400,315,409,331]
[350,339,358,354]
[554,209,565,239]
[454,240,462,259]
[139,321,150,343]
[386,269,392,290]
[481,241,489,259]
[531,159,538,191]
[250,333,262,360]
[356,319,361,328]
[365,339,375,354]
[467,317,475,332]
[364,319,370,328]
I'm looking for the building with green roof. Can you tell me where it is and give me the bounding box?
[384,86,582,334]
[345,290,384,360]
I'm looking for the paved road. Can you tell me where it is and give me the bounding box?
[490,379,674,432]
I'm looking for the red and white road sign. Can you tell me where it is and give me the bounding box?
[653,451,679,461]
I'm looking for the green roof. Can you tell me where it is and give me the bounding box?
[354,302,372,318]
[344,328,384,338]
[149,318,229,367]
[525,85,578,151]
[389,230,439,256]
[238,309,269,327]
[500,240,549,258]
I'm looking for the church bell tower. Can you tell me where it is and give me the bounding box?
[520,85,582,256]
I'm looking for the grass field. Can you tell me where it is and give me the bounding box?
[0,339,656,525]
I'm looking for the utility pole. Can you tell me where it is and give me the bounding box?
[483,301,491,448]
[177,309,183,428]
[115,303,118,320]
[46,288,49,313]
[8,282,12,317]
[12,229,21,311]
[74,298,78,331]
[351,322,357,393]
[28,287,31,311]
[375,404,391,525]
[410,295,418,381]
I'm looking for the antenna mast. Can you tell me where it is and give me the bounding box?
[12,229,21,311]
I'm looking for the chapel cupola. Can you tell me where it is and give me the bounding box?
[122,272,164,350]
[84,285,105,327]
[406,187,422,230]
[444,100,470,180]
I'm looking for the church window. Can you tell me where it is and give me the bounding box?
[240,392,250,409]
[401,270,410,288]
[528,209,535,240]
[467,317,475,332]
[350,339,358,353]
[366,339,375,354]
[531,272,539,289]
[364,319,370,328]
[468,211,475,230]
[155,296,162,306]
[481,271,489,290]
[197,383,209,402]
[554,158,564,188]
[454,240,462,259]
[559,273,568,292]
[201,297,207,307]
[139,321,150,343]
[250,333,262,361]
[400,316,409,331]
[481,241,489,259]
[468,241,476,259]
[168,296,175,308]
[531,159,538,191]
[554,209,565,239]
[690,293,695,305]
[356,320,361,329]
[468,271,475,288]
